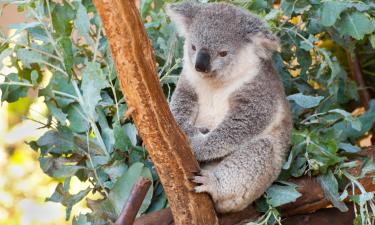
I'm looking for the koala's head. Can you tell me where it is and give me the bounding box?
[166,2,279,80]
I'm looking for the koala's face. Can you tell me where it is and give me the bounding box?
[186,13,243,78]
[166,2,279,80]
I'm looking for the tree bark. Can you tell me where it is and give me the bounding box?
[134,149,375,225]
[282,204,355,225]
[115,177,152,225]
[92,1,218,225]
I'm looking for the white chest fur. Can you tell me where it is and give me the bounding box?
[194,81,231,129]
[184,44,260,130]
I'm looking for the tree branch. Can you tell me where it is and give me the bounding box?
[115,177,152,225]
[283,204,355,225]
[92,0,218,224]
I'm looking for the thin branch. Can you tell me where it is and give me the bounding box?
[115,177,152,225]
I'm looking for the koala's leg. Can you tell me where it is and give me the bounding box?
[192,138,281,213]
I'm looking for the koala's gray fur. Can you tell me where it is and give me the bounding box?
[166,1,292,213]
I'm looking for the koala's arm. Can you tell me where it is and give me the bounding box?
[170,76,200,137]
[192,84,277,161]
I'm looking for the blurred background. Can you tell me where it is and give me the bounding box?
[0,4,78,225]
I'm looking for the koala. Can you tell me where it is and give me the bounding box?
[166,1,292,213]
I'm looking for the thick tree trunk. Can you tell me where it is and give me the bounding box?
[92,1,218,224]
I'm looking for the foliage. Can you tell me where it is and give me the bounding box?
[0,0,375,224]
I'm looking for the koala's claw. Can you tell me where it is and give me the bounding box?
[191,170,201,176]
[190,170,212,186]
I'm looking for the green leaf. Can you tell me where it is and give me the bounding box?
[266,183,301,207]
[40,72,76,104]
[299,34,317,51]
[67,104,90,133]
[37,128,75,154]
[113,122,133,151]
[280,0,311,17]
[51,3,75,36]
[40,157,84,178]
[107,162,153,216]
[336,12,375,40]
[317,170,348,212]
[338,143,360,153]
[81,62,109,120]
[124,123,138,146]
[16,48,45,68]
[46,101,67,125]
[59,37,74,77]
[0,73,29,102]
[103,161,128,184]
[74,2,93,45]
[320,1,347,27]
[288,93,324,108]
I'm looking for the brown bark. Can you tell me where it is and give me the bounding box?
[115,177,152,225]
[92,1,218,225]
[283,204,355,225]
[134,149,375,225]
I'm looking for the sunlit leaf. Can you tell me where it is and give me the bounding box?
[81,62,109,120]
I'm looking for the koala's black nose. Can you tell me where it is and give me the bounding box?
[195,49,211,73]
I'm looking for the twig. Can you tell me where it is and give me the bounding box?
[115,177,152,225]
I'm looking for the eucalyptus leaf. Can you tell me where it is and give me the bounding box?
[74,2,93,45]
[288,93,324,108]
[317,170,348,212]
[266,184,301,207]
[320,1,347,26]
[67,104,90,133]
[16,48,45,68]
[81,62,109,120]
[336,12,375,40]
[338,143,361,153]
[107,162,153,217]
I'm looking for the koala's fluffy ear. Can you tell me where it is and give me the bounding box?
[165,1,198,37]
[250,31,280,58]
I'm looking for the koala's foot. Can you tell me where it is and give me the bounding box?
[194,138,281,213]
[190,169,218,199]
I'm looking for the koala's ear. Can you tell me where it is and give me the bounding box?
[165,1,198,37]
[253,31,280,52]
[248,31,280,58]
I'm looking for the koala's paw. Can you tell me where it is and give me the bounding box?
[190,170,217,197]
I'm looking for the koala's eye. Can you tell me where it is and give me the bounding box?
[219,51,228,57]
[192,45,196,51]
